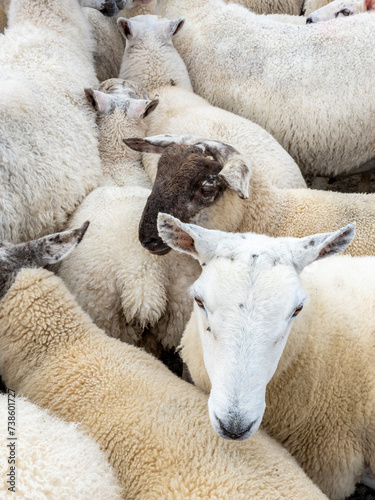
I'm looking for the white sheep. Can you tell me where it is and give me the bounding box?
[84,0,156,82]
[304,0,334,15]
[0,0,128,243]
[155,213,375,500]
[225,0,304,14]
[156,0,375,179]
[306,0,375,23]
[0,228,328,500]
[57,79,175,351]
[118,14,306,190]
[0,394,122,498]
[127,135,375,258]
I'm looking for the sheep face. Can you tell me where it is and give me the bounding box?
[117,15,191,91]
[124,135,251,255]
[85,79,159,118]
[81,0,126,17]
[158,214,355,441]
[306,0,369,23]
[0,223,89,301]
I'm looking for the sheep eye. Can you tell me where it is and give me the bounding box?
[200,183,216,195]
[195,297,205,309]
[292,304,304,318]
[338,8,352,16]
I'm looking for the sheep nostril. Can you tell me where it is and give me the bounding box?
[306,17,314,24]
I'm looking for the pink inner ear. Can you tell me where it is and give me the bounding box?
[365,0,375,11]
[176,233,195,252]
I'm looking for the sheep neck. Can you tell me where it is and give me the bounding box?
[97,111,150,188]
[119,41,193,94]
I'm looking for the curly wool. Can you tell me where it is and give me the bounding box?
[0,395,122,498]
[0,0,102,243]
[156,0,375,177]
[0,268,327,499]
[181,255,375,499]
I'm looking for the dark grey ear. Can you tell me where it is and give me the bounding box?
[123,138,167,154]
[0,222,90,301]
[117,17,134,39]
[33,222,90,265]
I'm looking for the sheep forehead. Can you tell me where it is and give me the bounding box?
[195,235,299,311]
[128,14,169,37]
[98,79,148,100]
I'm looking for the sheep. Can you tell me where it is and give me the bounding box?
[156,0,375,179]
[306,0,375,23]
[0,394,122,498]
[156,213,375,500]
[84,0,156,82]
[126,135,375,258]
[118,14,307,191]
[0,229,328,500]
[57,79,175,353]
[0,0,130,244]
[225,0,304,14]
[304,0,334,15]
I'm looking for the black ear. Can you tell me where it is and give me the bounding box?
[123,138,167,154]
[117,17,134,39]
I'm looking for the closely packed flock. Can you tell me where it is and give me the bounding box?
[0,0,374,498]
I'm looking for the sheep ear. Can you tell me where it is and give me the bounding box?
[157,213,217,262]
[123,138,167,154]
[117,17,135,39]
[126,97,159,120]
[287,223,356,273]
[164,18,184,39]
[31,222,90,265]
[85,88,113,114]
[219,157,252,200]
[365,0,375,11]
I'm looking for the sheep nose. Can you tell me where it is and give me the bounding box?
[216,415,255,441]
[141,237,161,250]
[306,17,314,24]
[141,237,171,255]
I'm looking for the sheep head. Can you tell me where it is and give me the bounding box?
[0,223,89,301]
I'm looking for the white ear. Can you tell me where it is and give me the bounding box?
[287,223,356,273]
[164,18,185,39]
[117,17,135,39]
[219,157,252,199]
[157,213,218,262]
[127,97,159,120]
[85,88,113,114]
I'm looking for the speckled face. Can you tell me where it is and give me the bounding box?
[0,223,89,301]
